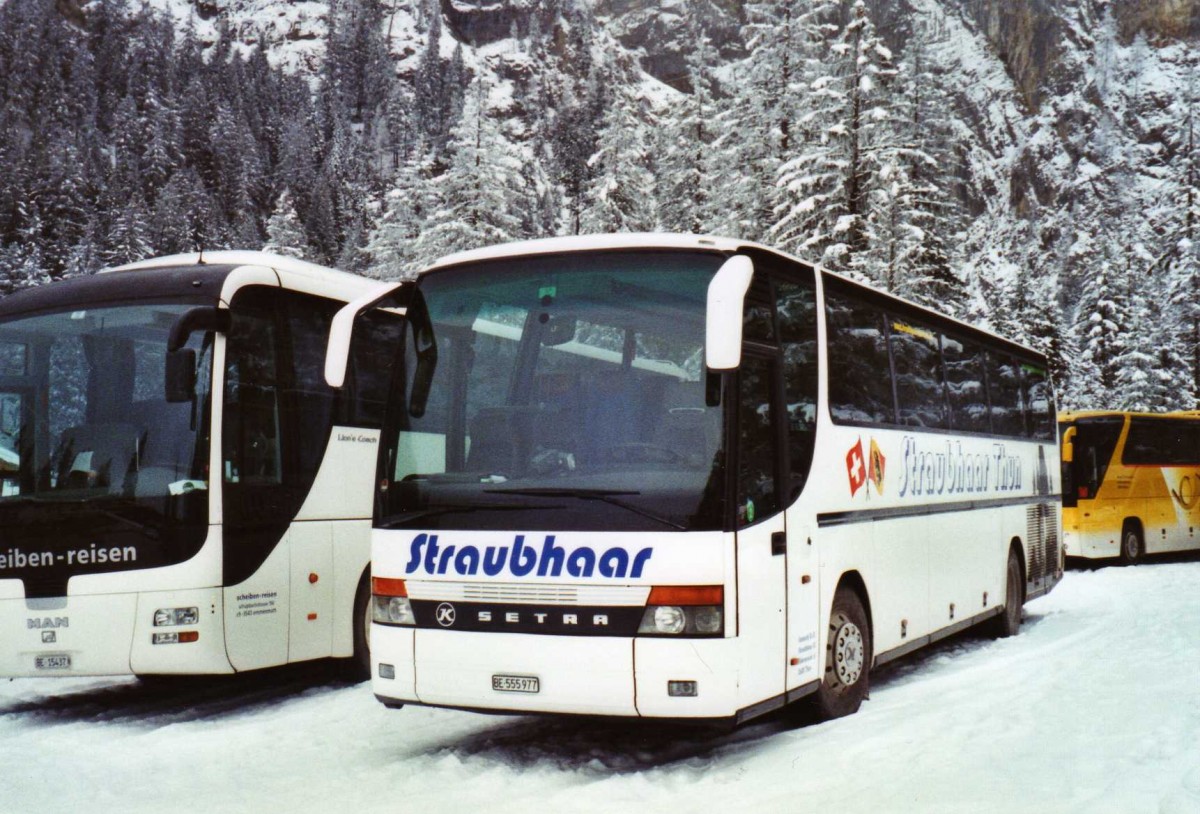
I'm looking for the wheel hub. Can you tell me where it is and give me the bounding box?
[832,619,864,686]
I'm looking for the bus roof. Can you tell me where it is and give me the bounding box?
[0,252,387,321]
[106,251,382,298]
[421,233,1048,364]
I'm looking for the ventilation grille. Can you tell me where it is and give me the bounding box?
[1026,502,1060,583]
[405,580,650,606]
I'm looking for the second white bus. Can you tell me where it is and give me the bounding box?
[1,251,399,679]
[328,234,1062,723]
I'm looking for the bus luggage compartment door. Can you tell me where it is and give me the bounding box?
[413,629,636,716]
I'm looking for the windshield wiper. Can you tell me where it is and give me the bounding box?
[483,487,687,531]
[377,501,563,529]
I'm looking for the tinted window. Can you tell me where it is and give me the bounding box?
[737,354,780,527]
[943,334,991,433]
[890,318,947,429]
[826,291,895,424]
[1070,417,1125,497]
[1022,362,1055,440]
[349,310,405,427]
[1123,418,1200,466]
[986,353,1025,437]
[777,278,818,500]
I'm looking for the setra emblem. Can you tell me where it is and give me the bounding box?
[435,602,457,628]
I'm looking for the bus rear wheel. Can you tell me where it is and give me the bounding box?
[812,588,871,721]
[991,547,1023,638]
[1119,523,1143,566]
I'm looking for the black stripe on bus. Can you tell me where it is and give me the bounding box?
[816,495,1055,527]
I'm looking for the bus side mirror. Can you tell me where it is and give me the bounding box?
[1060,426,1076,464]
[165,348,197,403]
[705,255,754,371]
[165,306,230,403]
[1060,425,1077,508]
[407,290,437,418]
[325,282,410,389]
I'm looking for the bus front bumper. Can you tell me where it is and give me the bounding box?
[0,587,232,677]
[371,625,743,719]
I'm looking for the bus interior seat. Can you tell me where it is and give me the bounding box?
[467,408,530,475]
[653,381,718,465]
[128,400,197,495]
[55,422,141,490]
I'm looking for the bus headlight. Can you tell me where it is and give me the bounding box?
[637,586,724,637]
[154,607,199,626]
[372,596,416,626]
[371,577,415,626]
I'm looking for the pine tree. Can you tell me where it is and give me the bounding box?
[263,189,310,259]
[714,0,803,240]
[656,9,720,235]
[772,0,897,277]
[414,77,527,263]
[580,51,654,234]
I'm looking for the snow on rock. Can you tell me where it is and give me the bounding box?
[3,560,1200,812]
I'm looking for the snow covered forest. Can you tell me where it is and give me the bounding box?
[0,0,1198,409]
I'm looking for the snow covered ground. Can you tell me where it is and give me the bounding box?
[4,558,1200,814]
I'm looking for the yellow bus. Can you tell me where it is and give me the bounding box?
[1059,410,1200,563]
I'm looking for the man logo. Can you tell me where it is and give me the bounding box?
[435,602,457,628]
[42,631,55,644]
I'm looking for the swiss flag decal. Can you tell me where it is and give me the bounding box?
[846,438,867,497]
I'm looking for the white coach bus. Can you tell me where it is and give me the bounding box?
[326,234,1062,724]
[0,251,400,678]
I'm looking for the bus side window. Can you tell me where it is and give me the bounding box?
[1022,363,1055,440]
[890,317,948,429]
[224,307,282,488]
[986,353,1026,437]
[776,279,817,501]
[349,311,405,427]
[943,334,991,433]
[737,354,781,527]
[283,293,339,483]
[825,291,895,424]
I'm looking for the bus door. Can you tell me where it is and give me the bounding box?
[734,349,788,705]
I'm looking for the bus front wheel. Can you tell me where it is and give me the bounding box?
[1120,523,1143,566]
[812,588,871,721]
[343,570,371,681]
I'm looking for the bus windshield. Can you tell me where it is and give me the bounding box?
[380,251,729,532]
[0,301,212,514]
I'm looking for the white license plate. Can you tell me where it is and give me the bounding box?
[492,674,539,694]
[35,654,71,670]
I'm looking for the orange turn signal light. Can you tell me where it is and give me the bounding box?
[372,577,408,597]
[647,585,723,606]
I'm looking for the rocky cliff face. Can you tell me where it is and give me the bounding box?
[1112,0,1200,42]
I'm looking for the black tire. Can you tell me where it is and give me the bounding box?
[991,547,1024,638]
[1119,522,1143,566]
[342,570,371,681]
[812,588,871,721]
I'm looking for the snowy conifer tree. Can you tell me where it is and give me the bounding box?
[263,190,310,259]
[414,78,527,264]
[580,53,654,234]
[772,0,896,277]
[656,9,720,235]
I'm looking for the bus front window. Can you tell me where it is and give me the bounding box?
[0,303,212,510]
[381,251,730,532]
